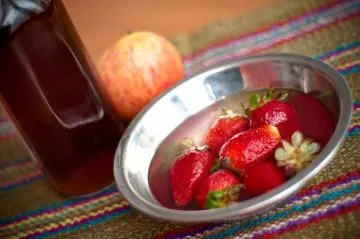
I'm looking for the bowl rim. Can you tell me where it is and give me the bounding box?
[113,53,353,222]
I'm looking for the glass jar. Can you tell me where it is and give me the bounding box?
[0,0,124,196]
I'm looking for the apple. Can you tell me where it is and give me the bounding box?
[97,31,185,123]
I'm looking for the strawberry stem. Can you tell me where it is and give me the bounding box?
[205,184,242,209]
[240,103,251,117]
[180,137,196,148]
[210,191,225,200]
[220,107,246,118]
[166,137,196,159]
[229,185,242,201]
[210,160,222,172]
[242,87,289,116]
[275,91,289,101]
[221,107,234,115]
[249,93,261,108]
[206,191,225,209]
[266,87,274,100]
[206,198,220,209]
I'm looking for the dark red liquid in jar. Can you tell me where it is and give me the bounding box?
[0,0,124,196]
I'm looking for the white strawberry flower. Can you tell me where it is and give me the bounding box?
[275,131,321,176]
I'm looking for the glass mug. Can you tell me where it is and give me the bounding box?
[0,0,124,196]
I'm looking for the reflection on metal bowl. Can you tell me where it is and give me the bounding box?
[114,53,352,223]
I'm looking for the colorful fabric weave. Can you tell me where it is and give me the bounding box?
[1,0,359,238]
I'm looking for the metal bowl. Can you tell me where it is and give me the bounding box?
[113,53,352,223]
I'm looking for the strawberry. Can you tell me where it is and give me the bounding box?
[288,93,335,146]
[219,125,281,173]
[244,162,286,197]
[170,146,215,207]
[195,169,242,209]
[250,100,301,140]
[241,87,288,116]
[205,109,248,156]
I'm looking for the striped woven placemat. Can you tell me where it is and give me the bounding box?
[1,0,359,238]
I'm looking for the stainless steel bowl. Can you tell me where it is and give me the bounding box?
[113,53,352,223]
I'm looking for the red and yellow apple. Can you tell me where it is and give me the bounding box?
[97,31,185,123]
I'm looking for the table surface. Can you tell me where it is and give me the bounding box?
[62,0,277,62]
[1,0,360,238]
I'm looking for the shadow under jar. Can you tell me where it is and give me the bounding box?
[0,0,124,196]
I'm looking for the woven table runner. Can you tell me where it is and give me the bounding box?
[1,0,359,238]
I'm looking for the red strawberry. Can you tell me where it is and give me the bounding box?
[288,93,335,146]
[195,169,242,209]
[170,146,215,207]
[205,109,248,155]
[219,125,281,172]
[244,162,286,196]
[250,100,301,140]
